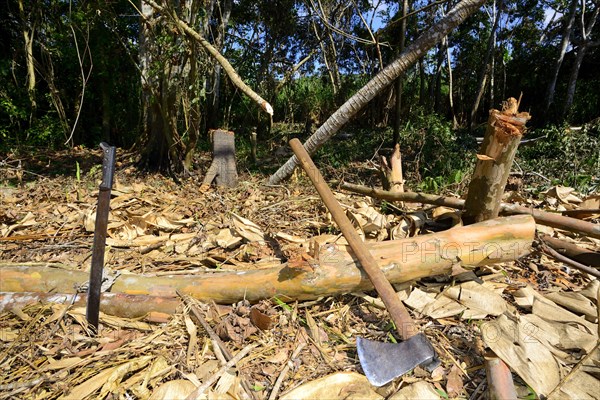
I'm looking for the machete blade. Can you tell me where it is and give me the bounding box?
[357,334,440,387]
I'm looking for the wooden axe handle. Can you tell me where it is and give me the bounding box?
[289,139,417,340]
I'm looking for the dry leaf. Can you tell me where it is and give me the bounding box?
[389,381,441,399]
[231,213,264,242]
[280,372,382,400]
[481,314,560,397]
[149,380,196,400]
[544,186,582,204]
[446,364,464,397]
[444,281,507,319]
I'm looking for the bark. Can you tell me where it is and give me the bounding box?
[206,0,232,130]
[340,182,600,239]
[0,215,535,305]
[202,129,238,187]
[268,0,486,185]
[544,0,578,116]
[469,0,501,129]
[463,98,530,224]
[0,292,179,321]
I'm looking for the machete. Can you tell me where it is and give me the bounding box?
[86,142,116,333]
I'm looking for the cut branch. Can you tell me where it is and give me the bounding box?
[1,215,534,308]
[340,182,600,239]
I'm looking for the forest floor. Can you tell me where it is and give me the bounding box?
[0,143,599,399]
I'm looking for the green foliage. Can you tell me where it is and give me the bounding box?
[397,109,476,192]
[517,122,600,194]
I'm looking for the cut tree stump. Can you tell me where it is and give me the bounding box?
[463,97,531,225]
[203,129,238,187]
[379,143,405,194]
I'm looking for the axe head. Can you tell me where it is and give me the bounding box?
[357,333,440,387]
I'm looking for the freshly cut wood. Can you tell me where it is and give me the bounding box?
[1,215,534,306]
[379,144,405,194]
[203,129,238,187]
[340,182,600,239]
[463,98,531,224]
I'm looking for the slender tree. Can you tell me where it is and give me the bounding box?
[544,0,579,118]
[562,0,600,118]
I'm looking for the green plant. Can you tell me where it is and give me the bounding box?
[517,124,600,195]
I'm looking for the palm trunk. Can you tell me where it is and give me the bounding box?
[269,0,486,184]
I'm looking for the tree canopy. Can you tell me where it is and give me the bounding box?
[1,0,599,173]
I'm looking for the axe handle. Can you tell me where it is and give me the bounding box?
[289,139,417,340]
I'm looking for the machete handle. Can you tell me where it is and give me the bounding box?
[99,142,116,190]
[289,138,418,340]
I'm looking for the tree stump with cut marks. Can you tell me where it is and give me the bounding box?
[203,129,238,187]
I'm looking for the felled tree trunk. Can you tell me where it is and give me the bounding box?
[463,98,530,225]
[203,129,238,187]
[1,215,535,308]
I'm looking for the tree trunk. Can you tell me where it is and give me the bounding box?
[207,0,232,130]
[462,98,530,224]
[562,2,600,118]
[269,0,486,185]
[202,129,238,187]
[544,0,578,118]
[432,39,446,113]
[419,57,427,106]
[101,77,111,143]
[0,215,535,305]
[18,0,36,118]
[447,37,458,128]
[393,0,410,146]
[469,0,501,129]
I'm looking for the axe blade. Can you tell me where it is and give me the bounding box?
[357,334,440,387]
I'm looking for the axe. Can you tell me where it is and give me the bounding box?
[289,139,440,386]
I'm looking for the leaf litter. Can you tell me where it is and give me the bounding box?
[1,148,599,399]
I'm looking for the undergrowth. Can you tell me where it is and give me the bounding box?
[516,121,600,195]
